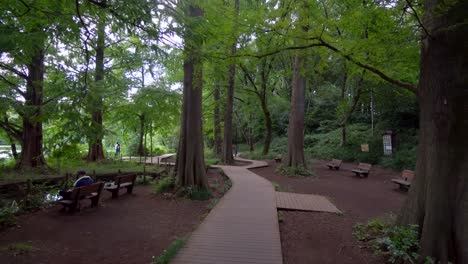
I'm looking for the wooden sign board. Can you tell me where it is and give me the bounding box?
[361,144,369,152]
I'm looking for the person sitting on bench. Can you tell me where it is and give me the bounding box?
[59,171,94,199]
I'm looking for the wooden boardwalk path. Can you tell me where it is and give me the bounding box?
[171,158,283,264]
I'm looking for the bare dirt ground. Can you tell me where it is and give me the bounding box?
[0,168,227,264]
[251,159,407,264]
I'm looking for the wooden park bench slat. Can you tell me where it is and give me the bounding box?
[104,174,137,198]
[391,170,414,190]
[352,163,372,178]
[58,182,104,212]
[326,159,342,170]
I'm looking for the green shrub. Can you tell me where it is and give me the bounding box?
[380,146,417,171]
[272,182,282,191]
[276,164,314,177]
[224,179,232,193]
[152,176,175,194]
[0,201,19,228]
[375,225,420,263]
[304,123,417,171]
[17,183,59,212]
[354,217,421,264]
[185,186,212,201]
[306,123,382,163]
[354,218,392,241]
[238,137,286,161]
[136,176,152,185]
[152,237,187,264]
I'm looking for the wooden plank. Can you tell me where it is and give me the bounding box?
[276,192,340,213]
[172,158,282,264]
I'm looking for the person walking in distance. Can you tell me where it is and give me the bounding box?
[115,142,121,157]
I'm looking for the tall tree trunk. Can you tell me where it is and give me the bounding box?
[284,54,306,167]
[213,82,222,156]
[137,114,145,156]
[17,48,46,168]
[260,96,273,155]
[340,74,364,146]
[222,0,239,164]
[340,68,348,146]
[10,143,18,160]
[87,12,106,162]
[6,134,18,160]
[175,3,208,189]
[397,0,468,262]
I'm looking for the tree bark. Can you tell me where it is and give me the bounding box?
[213,82,222,156]
[397,0,468,262]
[340,74,363,146]
[239,62,273,155]
[137,114,145,156]
[222,61,235,164]
[222,0,239,164]
[260,95,273,155]
[10,143,18,160]
[284,53,306,167]
[340,68,348,146]
[175,3,208,189]
[17,48,46,168]
[87,11,106,162]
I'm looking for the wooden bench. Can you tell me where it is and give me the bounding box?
[274,156,282,163]
[105,174,137,198]
[326,159,342,170]
[58,182,104,212]
[352,163,372,178]
[391,170,414,190]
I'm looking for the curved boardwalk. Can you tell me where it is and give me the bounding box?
[171,158,283,264]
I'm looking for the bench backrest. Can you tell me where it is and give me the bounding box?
[70,182,104,200]
[116,174,137,186]
[332,159,342,166]
[358,163,372,171]
[402,170,415,182]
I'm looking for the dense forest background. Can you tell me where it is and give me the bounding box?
[0,0,419,171]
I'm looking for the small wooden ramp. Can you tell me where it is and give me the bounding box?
[276,192,340,213]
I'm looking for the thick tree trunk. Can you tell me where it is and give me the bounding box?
[397,0,468,262]
[17,48,46,168]
[137,114,145,156]
[213,83,222,156]
[87,13,106,162]
[175,4,208,189]
[284,54,306,167]
[222,0,239,164]
[222,61,235,164]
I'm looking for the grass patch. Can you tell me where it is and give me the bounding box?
[204,151,220,167]
[276,164,314,177]
[151,176,175,194]
[152,237,188,264]
[186,187,212,201]
[278,211,285,223]
[0,159,159,184]
[208,198,219,209]
[1,242,37,256]
[272,181,282,192]
[136,176,153,185]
